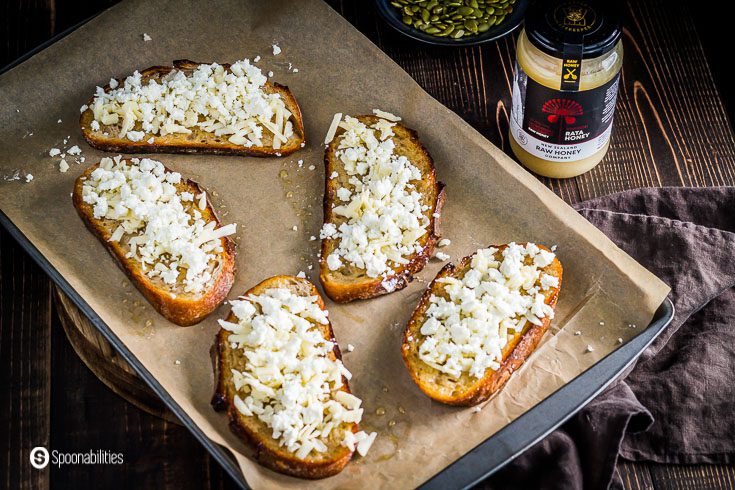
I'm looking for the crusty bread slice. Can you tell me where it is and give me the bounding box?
[211,275,359,479]
[72,160,236,326]
[401,244,562,406]
[80,59,305,157]
[319,115,445,303]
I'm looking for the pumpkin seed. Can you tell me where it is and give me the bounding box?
[465,19,478,32]
[391,0,514,39]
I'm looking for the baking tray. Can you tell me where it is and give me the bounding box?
[0,13,675,490]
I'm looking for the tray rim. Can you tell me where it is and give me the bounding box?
[0,13,675,490]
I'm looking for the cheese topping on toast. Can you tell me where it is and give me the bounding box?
[219,287,376,459]
[320,115,430,278]
[90,60,295,149]
[81,156,236,294]
[417,243,558,379]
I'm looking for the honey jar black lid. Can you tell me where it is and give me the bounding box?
[525,0,622,59]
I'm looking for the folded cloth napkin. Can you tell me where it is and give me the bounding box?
[484,187,735,490]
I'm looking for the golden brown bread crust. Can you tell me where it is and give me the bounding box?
[80,60,305,157]
[211,275,358,479]
[72,161,236,326]
[319,115,445,303]
[401,243,562,406]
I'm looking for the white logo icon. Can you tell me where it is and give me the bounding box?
[30,447,49,469]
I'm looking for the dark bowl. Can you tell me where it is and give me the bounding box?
[375,0,529,47]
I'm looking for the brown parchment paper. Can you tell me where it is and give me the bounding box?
[0,0,670,487]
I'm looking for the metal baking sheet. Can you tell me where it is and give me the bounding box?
[0,7,673,489]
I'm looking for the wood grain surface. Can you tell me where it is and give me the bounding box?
[1,0,734,489]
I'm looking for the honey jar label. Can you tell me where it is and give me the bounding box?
[509,61,620,162]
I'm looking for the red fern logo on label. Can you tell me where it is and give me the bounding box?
[542,99,583,124]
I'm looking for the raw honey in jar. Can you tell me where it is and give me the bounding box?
[509,0,623,178]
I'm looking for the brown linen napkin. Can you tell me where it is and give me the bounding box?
[483,187,735,490]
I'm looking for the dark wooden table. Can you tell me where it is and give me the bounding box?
[2,1,735,489]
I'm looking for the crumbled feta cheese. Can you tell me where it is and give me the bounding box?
[272,44,281,55]
[435,251,450,261]
[25,174,33,182]
[174,359,181,365]
[586,345,595,353]
[67,145,82,156]
[90,120,100,131]
[80,104,89,113]
[438,238,451,247]
[223,287,376,458]
[308,165,315,171]
[142,33,152,41]
[49,148,61,157]
[540,273,559,289]
[319,115,429,278]
[417,243,558,379]
[346,343,355,352]
[336,187,351,201]
[296,271,306,278]
[309,235,316,241]
[127,130,145,142]
[57,119,62,123]
[292,225,298,231]
[617,338,624,344]
[292,68,299,73]
[330,171,338,179]
[59,159,69,173]
[109,78,118,89]
[90,60,294,149]
[574,330,582,336]
[81,156,236,294]
[253,55,261,63]
[326,253,342,271]
[147,137,155,144]
[297,159,304,167]
[268,70,274,77]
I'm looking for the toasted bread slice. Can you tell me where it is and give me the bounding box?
[80,59,305,157]
[319,115,445,302]
[402,243,562,406]
[72,159,236,326]
[212,275,359,479]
